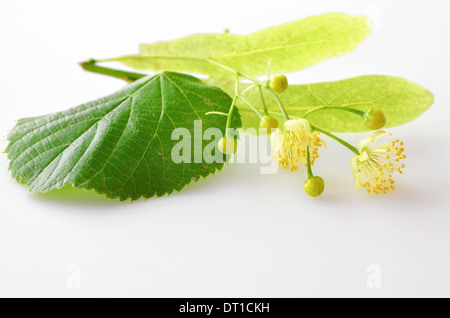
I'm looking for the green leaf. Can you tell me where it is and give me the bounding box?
[6,72,241,201]
[208,75,434,132]
[104,13,372,77]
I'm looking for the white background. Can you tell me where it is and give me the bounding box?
[0,0,449,297]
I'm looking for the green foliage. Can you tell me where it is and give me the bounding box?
[6,13,435,199]
[105,13,372,77]
[209,75,434,132]
[6,72,240,201]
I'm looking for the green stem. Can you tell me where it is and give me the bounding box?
[238,96,264,119]
[267,89,289,121]
[205,59,267,86]
[225,74,240,132]
[306,147,313,178]
[311,125,359,155]
[303,106,365,119]
[258,85,269,116]
[80,59,146,82]
[204,58,290,121]
[205,59,290,120]
[240,84,258,96]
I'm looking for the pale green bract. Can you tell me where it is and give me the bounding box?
[104,13,372,77]
[208,75,434,132]
[6,72,241,201]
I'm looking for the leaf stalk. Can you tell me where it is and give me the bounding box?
[80,59,146,82]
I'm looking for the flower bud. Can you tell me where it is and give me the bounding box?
[259,115,278,131]
[270,75,288,94]
[218,137,237,154]
[363,107,386,130]
[303,176,325,197]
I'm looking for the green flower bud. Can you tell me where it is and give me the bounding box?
[363,107,386,130]
[270,75,288,94]
[303,176,325,197]
[259,115,278,131]
[218,137,237,154]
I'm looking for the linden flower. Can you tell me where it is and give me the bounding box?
[271,118,325,171]
[350,131,406,194]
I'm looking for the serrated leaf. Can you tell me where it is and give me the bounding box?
[6,72,241,201]
[104,13,371,77]
[208,75,434,132]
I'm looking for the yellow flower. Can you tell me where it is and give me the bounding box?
[350,131,406,194]
[271,119,325,171]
